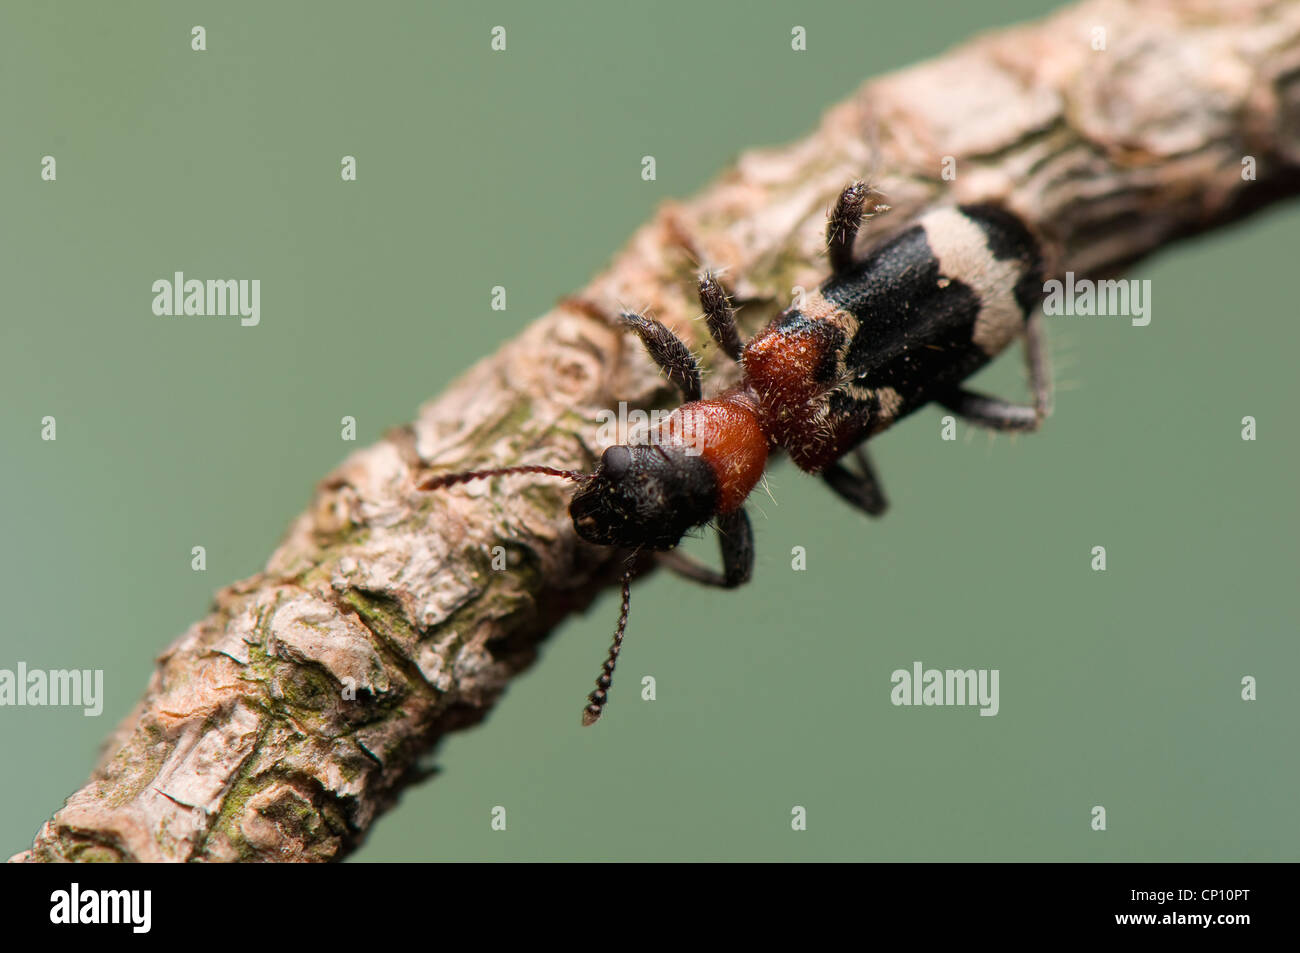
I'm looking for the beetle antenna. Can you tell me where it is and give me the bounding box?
[419,465,588,491]
[582,568,634,726]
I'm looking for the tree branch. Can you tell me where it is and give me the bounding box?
[14,0,1300,862]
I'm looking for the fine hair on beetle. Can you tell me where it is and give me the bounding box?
[421,181,1051,726]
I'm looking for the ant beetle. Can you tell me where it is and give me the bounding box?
[422,182,1050,725]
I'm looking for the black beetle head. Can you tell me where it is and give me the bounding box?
[569,444,717,550]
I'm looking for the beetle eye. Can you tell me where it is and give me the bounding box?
[601,445,631,480]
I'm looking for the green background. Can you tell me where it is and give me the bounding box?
[2,0,1296,862]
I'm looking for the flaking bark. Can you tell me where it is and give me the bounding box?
[14,0,1300,862]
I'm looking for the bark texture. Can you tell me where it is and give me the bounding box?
[15,0,1300,862]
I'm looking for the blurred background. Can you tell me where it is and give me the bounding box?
[2,0,1296,862]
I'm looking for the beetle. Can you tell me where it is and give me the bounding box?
[422,182,1051,725]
